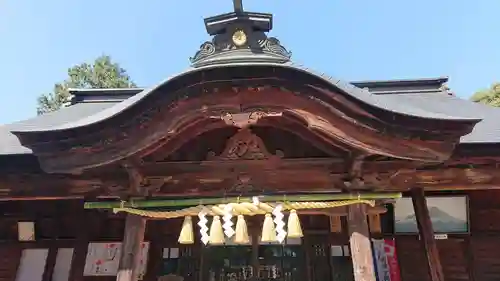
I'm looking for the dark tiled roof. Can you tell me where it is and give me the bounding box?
[10,63,482,133]
[1,63,499,155]
[351,77,449,89]
[0,102,116,154]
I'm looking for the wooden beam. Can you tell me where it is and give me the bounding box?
[116,214,146,281]
[41,248,58,281]
[68,205,89,281]
[411,187,445,281]
[2,160,500,200]
[347,204,376,281]
[297,205,387,216]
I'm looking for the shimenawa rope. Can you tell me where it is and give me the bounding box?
[112,199,375,219]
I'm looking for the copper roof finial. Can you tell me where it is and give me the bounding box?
[189,0,292,67]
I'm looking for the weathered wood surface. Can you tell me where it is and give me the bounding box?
[411,187,445,281]
[1,191,500,281]
[14,80,470,172]
[347,203,376,281]
[116,214,146,281]
[1,157,500,199]
[1,113,498,199]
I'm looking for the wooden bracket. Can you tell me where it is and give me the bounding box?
[343,154,367,190]
[121,160,148,196]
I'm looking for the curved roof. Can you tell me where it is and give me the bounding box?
[9,62,481,134]
[1,68,498,156]
[1,4,498,157]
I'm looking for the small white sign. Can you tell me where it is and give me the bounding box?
[417,233,448,240]
[18,222,35,241]
[434,234,448,240]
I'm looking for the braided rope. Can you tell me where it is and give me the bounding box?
[113,199,375,219]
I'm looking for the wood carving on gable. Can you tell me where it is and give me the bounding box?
[226,173,266,194]
[212,111,283,128]
[207,128,283,161]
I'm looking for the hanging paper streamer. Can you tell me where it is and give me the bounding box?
[261,214,277,242]
[235,215,250,244]
[223,204,235,238]
[112,198,378,247]
[178,216,194,244]
[242,266,253,280]
[273,204,287,243]
[252,196,260,205]
[287,210,303,238]
[198,209,209,245]
[271,265,278,279]
[209,216,225,245]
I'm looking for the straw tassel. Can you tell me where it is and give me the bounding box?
[235,215,250,244]
[209,216,225,245]
[287,210,303,238]
[261,213,277,242]
[178,216,194,244]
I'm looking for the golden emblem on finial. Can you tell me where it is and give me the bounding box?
[232,29,247,46]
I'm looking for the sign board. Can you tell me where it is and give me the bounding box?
[417,234,449,240]
[83,242,149,279]
[372,239,402,281]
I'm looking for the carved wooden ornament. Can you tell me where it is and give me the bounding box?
[212,111,282,128]
[207,128,283,161]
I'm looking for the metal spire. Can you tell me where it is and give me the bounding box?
[192,0,290,66]
[233,0,243,13]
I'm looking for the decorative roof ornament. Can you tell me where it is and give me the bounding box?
[189,0,292,67]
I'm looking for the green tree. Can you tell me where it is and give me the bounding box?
[470,83,500,107]
[37,55,137,115]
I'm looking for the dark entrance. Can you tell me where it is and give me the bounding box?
[201,237,305,281]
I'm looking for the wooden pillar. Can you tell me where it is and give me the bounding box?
[116,214,146,281]
[143,221,162,281]
[68,205,90,281]
[347,203,376,281]
[411,187,445,281]
[41,247,58,281]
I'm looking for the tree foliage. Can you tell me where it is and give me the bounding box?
[37,55,136,115]
[470,83,500,107]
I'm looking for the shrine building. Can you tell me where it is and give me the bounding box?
[1,2,500,281]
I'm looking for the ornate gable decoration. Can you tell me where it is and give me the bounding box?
[189,1,292,67]
[190,33,292,67]
[207,128,283,161]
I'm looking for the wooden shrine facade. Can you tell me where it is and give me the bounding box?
[2,190,500,281]
[2,1,500,281]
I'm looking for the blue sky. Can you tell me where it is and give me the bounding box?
[0,0,499,124]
